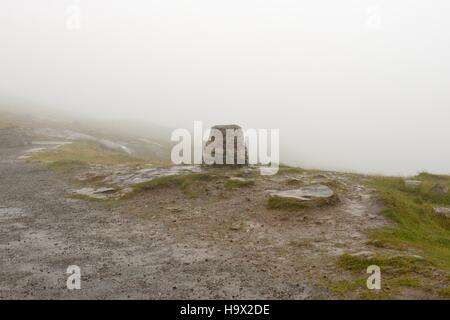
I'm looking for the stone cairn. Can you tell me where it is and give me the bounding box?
[204,124,248,166]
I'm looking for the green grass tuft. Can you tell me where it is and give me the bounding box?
[225,179,255,190]
[131,173,218,197]
[47,159,88,170]
[337,254,431,276]
[357,291,392,300]
[325,278,366,295]
[439,286,450,298]
[390,277,422,288]
[267,196,307,211]
[267,193,337,211]
[276,165,305,175]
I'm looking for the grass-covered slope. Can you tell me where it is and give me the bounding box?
[369,173,450,271]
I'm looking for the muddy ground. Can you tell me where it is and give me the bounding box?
[0,145,394,299]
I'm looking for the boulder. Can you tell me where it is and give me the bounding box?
[404,180,422,190]
[430,183,449,196]
[433,207,450,218]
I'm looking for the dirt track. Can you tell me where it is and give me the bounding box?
[0,146,389,299]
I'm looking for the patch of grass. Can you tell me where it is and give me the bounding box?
[267,196,307,211]
[390,276,422,288]
[323,277,394,300]
[357,291,393,300]
[329,256,429,299]
[416,172,450,183]
[369,175,450,272]
[267,193,337,211]
[337,254,431,276]
[324,278,366,295]
[29,141,144,166]
[47,159,88,170]
[276,165,305,175]
[439,286,450,298]
[366,237,406,250]
[225,178,255,190]
[401,173,450,205]
[131,173,218,197]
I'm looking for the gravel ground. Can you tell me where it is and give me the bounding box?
[0,146,389,299]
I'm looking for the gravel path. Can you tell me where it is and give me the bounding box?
[0,146,387,299]
[0,146,314,299]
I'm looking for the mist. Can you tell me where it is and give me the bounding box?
[1,0,450,175]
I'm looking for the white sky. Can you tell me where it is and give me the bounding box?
[1,0,450,175]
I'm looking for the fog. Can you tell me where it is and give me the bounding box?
[1,0,450,175]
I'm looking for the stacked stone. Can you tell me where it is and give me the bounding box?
[204,124,248,166]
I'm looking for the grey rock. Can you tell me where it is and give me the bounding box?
[433,207,450,218]
[269,184,335,202]
[94,187,116,194]
[404,180,422,189]
[229,177,249,182]
[73,187,115,200]
[105,165,202,187]
[430,183,449,196]
[350,251,375,258]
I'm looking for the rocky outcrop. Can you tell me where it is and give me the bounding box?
[0,127,32,148]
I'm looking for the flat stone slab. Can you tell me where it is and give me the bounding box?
[350,251,375,259]
[73,187,116,200]
[104,165,203,187]
[405,180,422,189]
[269,184,335,202]
[433,207,450,218]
